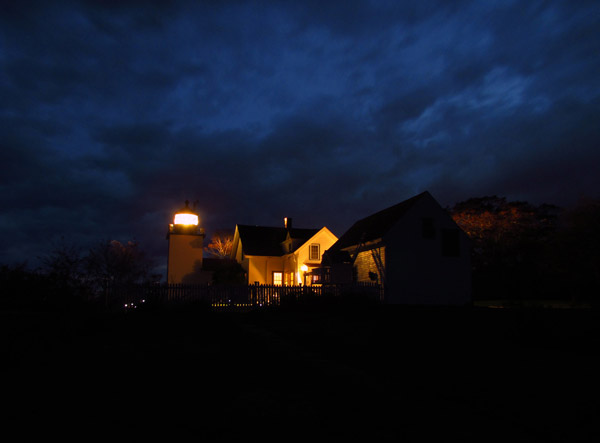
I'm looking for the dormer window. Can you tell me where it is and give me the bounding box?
[309,244,320,260]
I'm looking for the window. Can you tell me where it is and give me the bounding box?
[309,244,320,260]
[441,229,460,257]
[273,272,283,285]
[422,217,435,239]
[284,272,295,285]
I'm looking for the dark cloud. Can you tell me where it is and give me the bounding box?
[1,0,599,272]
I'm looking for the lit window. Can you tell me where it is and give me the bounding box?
[309,244,320,260]
[273,272,283,285]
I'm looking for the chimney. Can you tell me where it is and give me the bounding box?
[284,217,293,230]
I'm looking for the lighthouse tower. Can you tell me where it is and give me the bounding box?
[166,200,206,283]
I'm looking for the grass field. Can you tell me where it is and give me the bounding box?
[1,304,598,440]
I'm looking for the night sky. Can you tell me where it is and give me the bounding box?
[2,0,599,275]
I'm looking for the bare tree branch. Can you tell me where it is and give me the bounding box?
[205,232,233,259]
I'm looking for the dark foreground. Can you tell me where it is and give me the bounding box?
[1,304,598,441]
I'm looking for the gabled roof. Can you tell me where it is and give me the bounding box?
[330,191,431,251]
[236,225,319,256]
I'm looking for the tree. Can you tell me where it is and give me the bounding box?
[204,231,234,259]
[551,198,600,304]
[211,261,246,284]
[0,262,49,308]
[3,238,159,308]
[85,239,156,291]
[39,237,84,288]
[38,237,89,304]
[449,196,562,300]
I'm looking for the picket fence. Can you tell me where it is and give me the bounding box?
[106,282,383,310]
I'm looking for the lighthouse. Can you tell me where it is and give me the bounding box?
[166,200,206,283]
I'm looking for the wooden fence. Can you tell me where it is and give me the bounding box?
[106,282,383,310]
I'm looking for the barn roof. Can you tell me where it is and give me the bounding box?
[330,191,430,251]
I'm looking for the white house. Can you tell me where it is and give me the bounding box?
[322,191,472,305]
[230,218,338,285]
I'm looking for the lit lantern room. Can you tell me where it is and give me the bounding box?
[169,200,202,235]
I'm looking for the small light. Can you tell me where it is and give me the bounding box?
[301,265,308,272]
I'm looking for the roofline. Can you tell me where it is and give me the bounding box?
[232,222,328,257]
[338,237,383,252]
[352,191,431,224]
[302,226,337,246]
[235,223,321,231]
[329,191,432,251]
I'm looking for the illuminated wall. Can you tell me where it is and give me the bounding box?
[354,246,386,284]
[167,234,206,284]
[246,255,284,285]
[284,227,338,285]
[235,227,338,285]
